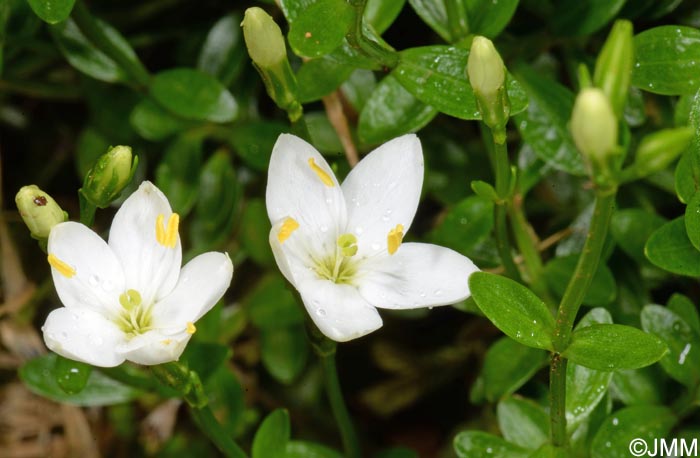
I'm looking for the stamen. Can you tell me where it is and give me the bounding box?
[156,213,180,248]
[308,158,335,187]
[337,233,358,257]
[186,322,197,335]
[119,289,142,310]
[277,217,300,243]
[387,224,404,255]
[47,254,76,278]
[161,339,172,345]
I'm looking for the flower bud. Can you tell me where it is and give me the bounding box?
[571,88,618,163]
[634,127,693,177]
[15,185,67,239]
[467,36,509,139]
[81,145,137,208]
[594,20,633,118]
[242,7,302,121]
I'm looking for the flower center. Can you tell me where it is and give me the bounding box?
[313,233,359,284]
[115,288,154,338]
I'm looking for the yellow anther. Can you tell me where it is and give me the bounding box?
[47,254,76,278]
[387,224,404,255]
[156,213,180,248]
[119,289,142,310]
[308,158,335,187]
[161,339,172,345]
[337,233,358,257]
[186,322,197,335]
[277,217,300,243]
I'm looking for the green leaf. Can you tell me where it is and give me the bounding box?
[50,18,126,83]
[479,337,547,402]
[453,431,529,458]
[75,127,109,178]
[228,120,288,171]
[130,98,192,141]
[611,367,665,406]
[497,396,548,450]
[544,255,616,306]
[261,326,309,384]
[590,405,676,458]
[306,111,343,152]
[394,46,528,121]
[633,26,700,95]
[205,365,246,434]
[19,354,141,406]
[288,0,353,58]
[551,0,626,36]
[564,324,668,370]
[641,305,700,387]
[407,0,451,43]
[285,441,343,458]
[252,409,290,458]
[374,447,419,458]
[297,58,354,103]
[240,199,274,266]
[341,69,376,112]
[469,272,555,350]
[528,444,569,458]
[358,73,438,144]
[675,149,700,204]
[247,274,304,330]
[150,68,238,122]
[429,195,494,256]
[465,0,519,38]
[645,217,700,276]
[610,208,666,263]
[566,308,614,428]
[155,134,203,216]
[197,13,245,86]
[515,65,586,176]
[364,0,406,35]
[28,0,75,24]
[686,191,700,250]
[667,293,700,335]
[54,355,92,394]
[181,341,230,382]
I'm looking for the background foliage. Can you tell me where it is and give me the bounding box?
[2,0,700,457]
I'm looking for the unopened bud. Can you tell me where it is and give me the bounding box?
[594,20,633,118]
[82,145,137,208]
[468,36,505,98]
[571,88,618,163]
[15,185,67,239]
[634,127,693,177]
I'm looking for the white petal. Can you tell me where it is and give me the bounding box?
[117,330,190,365]
[42,307,126,367]
[266,134,347,256]
[297,277,382,342]
[108,181,182,304]
[341,134,423,258]
[48,222,125,316]
[268,218,321,287]
[358,243,479,309]
[152,252,233,327]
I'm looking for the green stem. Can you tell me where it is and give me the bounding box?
[78,191,97,227]
[549,189,616,447]
[346,0,399,68]
[509,195,551,302]
[71,1,151,87]
[190,405,248,458]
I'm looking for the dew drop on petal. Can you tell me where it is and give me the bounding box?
[316,308,327,316]
[371,243,381,251]
[88,275,100,287]
[101,279,114,291]
[419,291,426,298]
[355,226,364,235]
[320,225,328,233]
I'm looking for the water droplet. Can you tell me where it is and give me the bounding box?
[516,331,522,338]
[316,308,327,316]
[605,441,611,448]
[70,368,79,374]
[679,343,692,365]
[486,447,493,454]
[612,417,619,426]
[672,321,683,332]
[355,226,364,235]
[101,279,114,291]
[60,331,68,339]
[325,197,333,204]
[532,319,537,324]
[433,289,442,296]
[459,217,468,225]
[428,306,434,310]
[88,275,100,286]
[320,225,328,233]
[419,291,426,298]
[371,243,381,251]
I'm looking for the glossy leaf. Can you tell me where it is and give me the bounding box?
[54,355,92,394]
[676,89,700,202]
[465,0,519,38]
[407,0,451,42]
[364,0,406,35]
[394,46,528,121]
[641,305,700,387]
[645,217,700,276]
[497,396,548,450]
[240,199,274,266]
[341,69,376,112]
[454,431,529,458]
[297,58,354,103]
[247,274,304,330]
[228,120,288,171]
[130,99,192,141]
[611,367,665,406]
[197,13,245,86]
[252,409,290,458]
[155,134,202,216]
[285,441,343,458]
[515,65,586,176]
[590,405,676,458]
[28,0,75,24]
[686,191,700,250]
[150,68,238,122]
[667,293,700,335]
[610,208,666,263]
[429,195,494,256]
[358,74,438,144]
[552,0,626,36]
[20,354,141,406]
[479,337,547,402]
[564,324,668,370]
[261,326,309,384]
[544,255,616,306]
[469,272,555,350]
[633,26,700,95]
[288,0,353,58]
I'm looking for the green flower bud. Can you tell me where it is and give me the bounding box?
[594,20,633,118]
[467,36,510,141]
[634,127,693,177]
[15,185,67,239]
[571,88,618,164]
[82,145,138,208]
[242,7,302,122]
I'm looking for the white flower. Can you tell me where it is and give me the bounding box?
[266,134,479,342]
[42,181,233,367]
